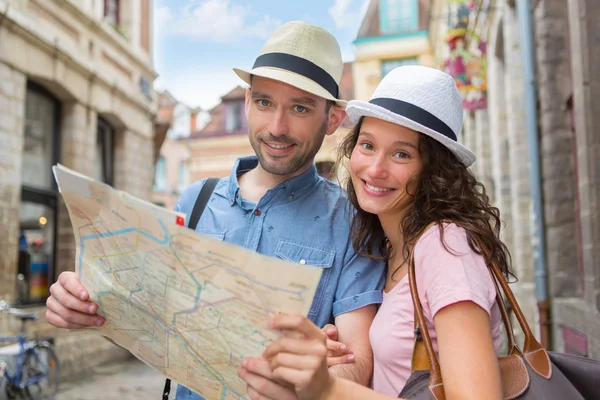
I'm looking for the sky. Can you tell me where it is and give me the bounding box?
[152,0,370,110]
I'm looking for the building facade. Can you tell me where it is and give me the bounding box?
[152,90,207,211]
[187,86,251,182]
[429,0,600,358]
[352,0,434,101]
[153,137,192,212]
[0,0,157,378]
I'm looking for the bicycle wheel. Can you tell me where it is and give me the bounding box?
[21,343,60,400]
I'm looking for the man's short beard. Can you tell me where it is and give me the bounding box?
[250,117,329,177]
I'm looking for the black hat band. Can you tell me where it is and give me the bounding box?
[369,97,457,141]
[252,52,339,99]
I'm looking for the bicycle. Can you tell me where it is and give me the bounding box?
[0,300,60,399]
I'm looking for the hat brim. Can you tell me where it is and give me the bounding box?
[346,100,476,167]
[233,66,347,107]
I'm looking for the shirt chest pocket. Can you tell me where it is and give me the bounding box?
[195,229,225,241]
[275,239,335,320]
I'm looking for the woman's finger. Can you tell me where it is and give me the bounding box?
[264,337,325,361]
[270,351,323,371]
[326,338,351,356]
[246,386,277,400]
[322,324,338,341]
[271,366,314,390]
[326,354,355,367]
[240,357,294,388]
[237,367,296,400]
[268,314,325,341]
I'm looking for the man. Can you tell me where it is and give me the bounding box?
[45,21,385,399]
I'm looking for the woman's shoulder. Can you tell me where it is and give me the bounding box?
[412,222,499,324]
[416,221,468,248]
[412,222,476,265]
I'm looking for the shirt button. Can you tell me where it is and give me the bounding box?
[289,193,295,200]
[254,209,261,216]
[300,259,306,265]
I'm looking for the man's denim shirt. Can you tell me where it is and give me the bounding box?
[174,156,385,400]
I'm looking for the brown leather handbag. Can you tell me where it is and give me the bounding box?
[398,234,600,400]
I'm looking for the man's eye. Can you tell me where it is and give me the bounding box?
[294,105,307,113]
[258,100,270,107]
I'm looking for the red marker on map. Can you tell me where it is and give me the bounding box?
[176,216,184,226]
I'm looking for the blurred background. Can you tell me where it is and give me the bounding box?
[0,0,598,398]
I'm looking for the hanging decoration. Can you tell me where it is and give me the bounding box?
[443,0,488,110]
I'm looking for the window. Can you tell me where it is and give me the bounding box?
[154,156,166,192]
[18,202,56,305]
[178,161,188,194]
[171,103,192,138]
[380,0,419,34]
[95,117,115,185]
[225,102,242,132]
[382,58,419,78]
[17,83,61,305]
[104,0,120,26]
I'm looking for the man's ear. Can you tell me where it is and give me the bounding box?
[245,88,251,115]
[326,105,347,136]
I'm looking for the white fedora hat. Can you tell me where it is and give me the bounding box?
[233,21,347,106]
[346,65,476,166]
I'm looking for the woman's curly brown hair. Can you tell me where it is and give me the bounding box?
[336,117,513,278]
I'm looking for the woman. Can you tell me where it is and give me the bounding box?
[257,65,510,399]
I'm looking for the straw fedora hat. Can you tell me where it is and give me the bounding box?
[233,21,347,106]
[346,65,476,166]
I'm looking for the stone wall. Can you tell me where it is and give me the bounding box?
[487,9,514,254]
[567,0,600,315]
[501,5,536,344]
[0,0,156,381]
[550,0,600,358]
[113,130,155,199]
[0,63,26,305]
[474,110,494,205]
[533,0,579,302]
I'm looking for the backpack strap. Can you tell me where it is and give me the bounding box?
[162,177,219,400]
[187,178,220,230]
[162,379,171,400]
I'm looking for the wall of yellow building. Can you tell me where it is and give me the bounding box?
[353,35,434,101]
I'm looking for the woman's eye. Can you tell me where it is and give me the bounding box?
[394,151,410,159]
[361,143,374,151]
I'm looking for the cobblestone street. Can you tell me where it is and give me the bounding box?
[57,359,173,400]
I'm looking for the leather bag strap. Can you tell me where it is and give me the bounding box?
[407,223,552,396]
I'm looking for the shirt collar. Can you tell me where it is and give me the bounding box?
[226,155,321,206]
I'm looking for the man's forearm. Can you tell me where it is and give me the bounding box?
[328,305,377,387]
[328,355,372,387]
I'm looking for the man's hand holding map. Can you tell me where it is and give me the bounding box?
[52,165,323,400]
